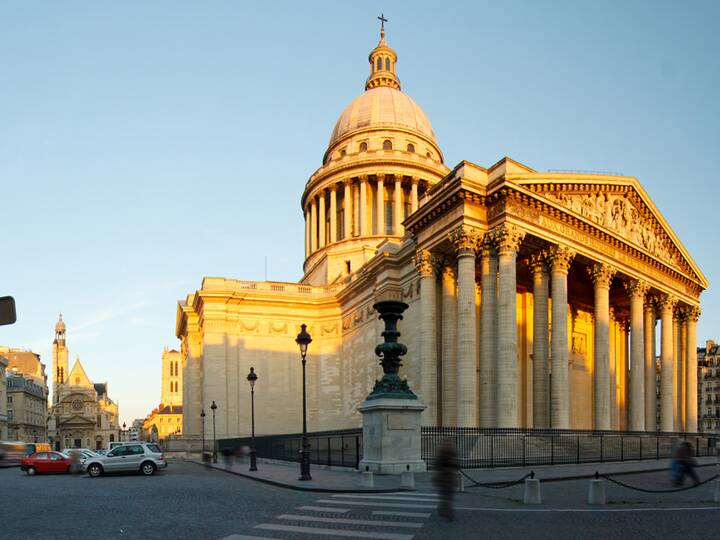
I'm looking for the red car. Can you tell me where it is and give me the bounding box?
[20,451,72,475]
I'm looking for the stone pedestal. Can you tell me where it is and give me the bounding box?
[523,478,542,505]
[358,397,426,475]
[588,479,606,505]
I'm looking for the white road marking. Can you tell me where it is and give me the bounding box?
[454,506,720,513]
[219,535,280,540]
[297,505,351,513]
[255,524,414,540]
[316,499,436,509]
[372,511,432,518]
[331,494,440,502]
[277,514,423,529]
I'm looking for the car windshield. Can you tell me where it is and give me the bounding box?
[58,452,70,459]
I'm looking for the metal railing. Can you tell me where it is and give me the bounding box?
[219,427,715,471]
[218,428,362,469]
[422,427,715,470]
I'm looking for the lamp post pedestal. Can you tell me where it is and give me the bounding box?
[358,299,426,475]
[358,397,426,474]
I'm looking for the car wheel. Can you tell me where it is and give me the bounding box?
[26,467,36,476]
[87,463,103,478]
[140,462,156,476]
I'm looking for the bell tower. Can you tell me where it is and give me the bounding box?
[52,313,68,405]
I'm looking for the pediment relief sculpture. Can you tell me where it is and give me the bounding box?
[543,190,678,268]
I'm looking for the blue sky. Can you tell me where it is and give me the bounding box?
[1,1,718,424]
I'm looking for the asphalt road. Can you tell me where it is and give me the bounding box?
[2,461,720,540]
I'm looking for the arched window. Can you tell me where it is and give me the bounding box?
[426,152,432,159]
[359,142,367,152]
[383,140,393,150]
[385,58,390,71]
[406,143,415,153]
[109,434,115,442]
[376,58,382,71]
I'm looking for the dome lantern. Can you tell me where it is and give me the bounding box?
[366,14,400,91]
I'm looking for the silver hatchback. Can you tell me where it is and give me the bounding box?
[84,443,167,477]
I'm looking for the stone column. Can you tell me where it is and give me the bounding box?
[376,174,385,236]
[310,197,318,253]
[625,279,649,431]
[440,264,457,426]
[318,191,326,248]
[344,180,353,239]
[415,250,438,425]
[329,185,337,244]
[644,299,657,431]
[359,176,368,236]
[659,294,677,432]
[686,306,700,433]
[672,310,681,430]
[588,263,616,430]
[410,178,419,213]
[494,224,525,428]
[548,245,575,429]
[450,226,482,427]
[529,253,549,428]
[479,240,498,427]
[395,178,404,236]
[304,206,310,258]
[678,313,687,431]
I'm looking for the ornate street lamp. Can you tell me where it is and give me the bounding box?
[247,367,258,471]
[295,324,312,481]
[200,409,206,458]
[210,401,218,464]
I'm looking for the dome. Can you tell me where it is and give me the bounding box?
[328,86,438,150]
[55,313,66,333]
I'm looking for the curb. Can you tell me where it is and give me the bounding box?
[186,460,415,493]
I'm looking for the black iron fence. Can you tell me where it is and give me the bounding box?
[422,427,716,469]
[219,427,716,470]
[218,428,362,469]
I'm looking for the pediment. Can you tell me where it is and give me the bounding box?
[516,176,707,289]
[59,414,94,427]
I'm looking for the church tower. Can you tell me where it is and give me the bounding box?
[52,313,68,405]
[161,347,182,407]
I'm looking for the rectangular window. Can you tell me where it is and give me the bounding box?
[385,201,393,234]
[97,415,101,427]
[338,208,345,240]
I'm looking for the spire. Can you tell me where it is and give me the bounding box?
[366,15,400,91]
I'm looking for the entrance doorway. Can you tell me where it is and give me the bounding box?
[73,439,81,448]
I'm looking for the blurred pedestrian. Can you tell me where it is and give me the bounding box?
[433,439,458,520]
[670,440,699,486]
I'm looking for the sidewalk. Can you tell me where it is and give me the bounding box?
[189,455,719,492]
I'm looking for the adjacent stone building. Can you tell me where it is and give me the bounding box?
[176,29,707,440]
[0,355,8,439]
[697,341,720,434]
[1,347,49,442]
[50,315,120,450]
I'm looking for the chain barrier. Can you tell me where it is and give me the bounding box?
[460,469,533,489]
[598,471,720,494]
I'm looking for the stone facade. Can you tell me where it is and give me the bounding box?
[698,341,720,434]
[49,316,119,450]
[176,29,707,440]
[161,348,182,408]
[7,373,48,442]
[0,355,7,439]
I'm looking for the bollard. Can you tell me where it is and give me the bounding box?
[588,473,606,505]
[714,479,720,503]
[401,470,415,489]
[523,472,541,505]
[456,471,465,492]
[361,466,374,488]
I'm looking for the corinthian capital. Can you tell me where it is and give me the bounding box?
[413,249,437,277]
[686,306,701,322]
[587,262,616,289]
[655,293,677,313]
[448,225,483,256]
[547,245,575,274]
[524,252,548,278]
[491,224,525,254]
[623,279,650,300]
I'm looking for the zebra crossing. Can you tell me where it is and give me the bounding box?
[220,491,440,540]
